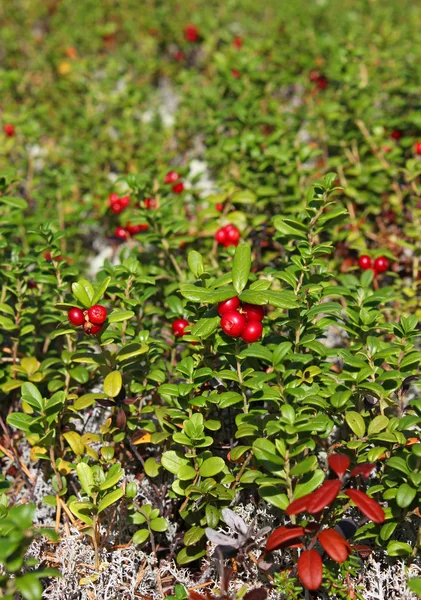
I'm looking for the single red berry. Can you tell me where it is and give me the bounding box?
[233,36,243,48]
[172,182,184,194]
[88,305,107,325]
[415,142,421,155]
[242,303,265,322]
[373,256,389,273]
[358,255,372,270]
[382,146,391,153]
[216,203,224,211]
[164,171,180,184]
[224,224,240,246]
[44,251,52,261]
[231,69,240,79]
[108,192,119,206]
[119,196,130,208]
[174,50,185,62]
[27,280,38,289]
[217,297,240,316]
[83,322,102,335]
[126,222,148,235]
[215,228,227,244]
[220,310,246,337]
[184,24,199,43]
[68,307,85,326]
[111,201,123,214]
[241,320,263,343]
[309,70,320,82]
[3,124,15,137]
[391,130,402,140]
[114,226,128,240]
[144,198,156,210]
[316,76,328,90]
[172,318,189,337]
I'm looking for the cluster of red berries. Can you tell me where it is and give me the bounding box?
[164,171,184,194]
[215,224,241,247]
[218,297,264,343]
[172,318,190,338]
[68,304,107,335]
[358,255,390,275]
[108,193,130,215]
[3,124,15,137]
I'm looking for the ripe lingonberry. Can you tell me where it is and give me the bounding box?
[172,318,189,337]
[174,50,185,62]
[224,224,240,246]
[88,305,107,325]
[241,320,263,343]
[382,146,391,153]
[358,255,372,270]
[231,69,240,79]
[415,142,421,155]
[172,182,184,194]
[220,311,246,337]
[217,297,240,316]
[233,36,243,48]
[242,303,265,322]
[391,130,402,140]
[3,124,15,137]
[216,203,224,211]
[114,226,128,240]
[119,196,130,208]
[374,256,389,273]
[316,75,328,90]
[164,171,180,184]
[111,201,123,214]
[83,322,102,335]
[184,24,199,42]
[144,198,156,209]
[126,222,148,235]
[68,307,85,326]
[215,228,227,244]
[108,192,119,206]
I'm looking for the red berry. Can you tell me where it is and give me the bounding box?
[358,255,372,270]
[391,130,402,140]
[382,146,391,153]
[241,320,263,343]
[215,228,227,244]
[108,192,119,206]
[316,76,328,90]
[216,203,224,212]
[184,24,199,43]
[27,280,38,289]
[174,50,185,62]
[88,305,107,325]
[144,198,156,210]
[217,297,240,316]
[309,70,320,82]
[44,251,52,261]
[224,225,240,246]
[415,142,421,155]
[373,256,389,273]
[114,226,128,240]
[172,318,189,337]
[68,307,85,326]
[233,36,243,48]
[220,311,246,337]
[111,201,123,214]
[172,182,184,194]
[3,124,15,137]
[126,222,148,235]
[83,322,102,335]
[164,171,180,184]
[231,69,240,79]
[119,196,130,208]
[242,303,265,322]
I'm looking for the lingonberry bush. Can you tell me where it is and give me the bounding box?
[1,0,421,599]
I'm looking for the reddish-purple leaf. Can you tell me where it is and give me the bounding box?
[286,494,312,516]
[308,479,341,514]
[265,526,305,552]
[328,454,350,477]
[345,489,385,524]
[318,528,352,563]
[352,544,373,559]
[350,464,376,479]
[297,549,323,591]
[243,589,267,600]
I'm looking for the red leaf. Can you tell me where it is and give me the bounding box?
[350,464,375,479]
[345,489,385,523]
[286,494,312,516]
[328,454,350,477]
[297,549,323,591]
[265,526,305,552]
[352,544,373,559]
[318,528,352,563]
[308,479,341,514]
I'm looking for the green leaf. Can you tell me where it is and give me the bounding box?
[15,574,42,600]
[345,411,366,438]
[6,412,33,432]
[396,483,416,508]
[91,277,111,306]
[144,457,161,478]
[150,517,168,532]
[97,488,124,513]
[231,189,256,204]
[132,528,149,545]
[199,457,225,478]
[176,546,206,565]
[386,541,412,556]
[68,501,94,526]
[74,393,107,411]
[116,343,149,361]
[191,317,220,339]
[188,251,204,278]
[408,579,421,596]
[368,415,389,435]
[76,463,95,496]
[21,382,43,411]
[103,371,122,398]
[232,243,251,294]
[161,451,190,475]
[273,216,307,239]
[184,526,205,546]
[71,280,94,308]
[0,196,28,210]
[205,504,220,528]
[99,464,124,490]
[108,310,135,323]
